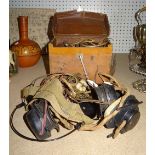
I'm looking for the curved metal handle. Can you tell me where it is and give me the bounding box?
[135,11,141,25]
[138,6,146,25]
[135,6,146,25]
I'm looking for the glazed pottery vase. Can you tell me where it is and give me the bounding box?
[10,16,41,67]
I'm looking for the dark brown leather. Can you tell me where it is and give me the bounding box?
[52,10,110,47]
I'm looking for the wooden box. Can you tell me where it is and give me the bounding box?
[48,43,114,81]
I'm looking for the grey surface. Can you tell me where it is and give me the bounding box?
[9,54,146,155]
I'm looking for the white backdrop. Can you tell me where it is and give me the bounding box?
[9,0,146,53]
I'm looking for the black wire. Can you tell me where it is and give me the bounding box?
[10,102,78,142]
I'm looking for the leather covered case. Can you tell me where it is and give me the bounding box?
[52,10,110,47]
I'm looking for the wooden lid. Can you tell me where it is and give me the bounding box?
[52,10,110,37]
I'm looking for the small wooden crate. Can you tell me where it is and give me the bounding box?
[48,43,113,81]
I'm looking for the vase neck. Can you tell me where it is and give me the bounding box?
[18,16,28,40]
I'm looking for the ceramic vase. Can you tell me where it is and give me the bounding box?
[10,16,41,67]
